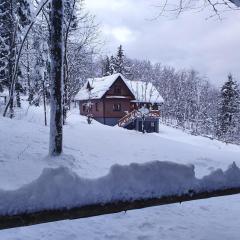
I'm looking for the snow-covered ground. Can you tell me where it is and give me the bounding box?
[1,104,240,239]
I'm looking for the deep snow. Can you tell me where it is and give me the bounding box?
[1,104,240,239]
[1,160,240,216]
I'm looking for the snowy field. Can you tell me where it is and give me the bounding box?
[1,104,240,239]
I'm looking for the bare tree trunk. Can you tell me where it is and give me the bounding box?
[63,0,76,125]
[42,80,47,126]
[26,39,31,96]
[49,0,64,156]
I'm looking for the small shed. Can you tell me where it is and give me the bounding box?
[0,90,8,105]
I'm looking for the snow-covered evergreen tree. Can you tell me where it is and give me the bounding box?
[216,74,240,142]
[0,0,31,117]
[109,55,116,75]
[0,1,10,92]
[0,0,15,94]
[101,46,131,77]
[114,45,124,74]
[113,45,131,77]
[102,56,111,76]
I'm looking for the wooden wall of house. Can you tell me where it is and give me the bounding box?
[101,76,135,119]
[79,76,135,120]
[105,77,134,98]
[79,98,132,119]
[79,100,104,118]
[104,99,131,118]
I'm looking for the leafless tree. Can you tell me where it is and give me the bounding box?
[154,0,240,18]
[64,11,101,117]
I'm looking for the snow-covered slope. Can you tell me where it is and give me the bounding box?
[1,106,239,190]
[0,106,240,239]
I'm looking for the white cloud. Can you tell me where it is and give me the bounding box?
[86,0,240,85]
[86,0,128,11]
[101,25,137,45]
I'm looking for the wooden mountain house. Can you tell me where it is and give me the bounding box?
[75,73,164,133]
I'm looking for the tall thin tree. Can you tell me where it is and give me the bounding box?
[49,0,64,156]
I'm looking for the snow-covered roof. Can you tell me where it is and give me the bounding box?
[75,73,164,104]
[127,81,164,104]
[75,73,130,101]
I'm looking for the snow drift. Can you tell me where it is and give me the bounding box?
[0,160,240,216]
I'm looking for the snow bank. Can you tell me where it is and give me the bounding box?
[0,161,239,216]
[201,162,240,190]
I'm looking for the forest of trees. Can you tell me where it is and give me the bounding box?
[0,0,99,120]
[0,0,240,148]
[100,46,240,145]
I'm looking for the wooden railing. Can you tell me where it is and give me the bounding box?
[118,110,160,127]
[118,110,139,127]
[148,110,160,118]
[1,187,240,230]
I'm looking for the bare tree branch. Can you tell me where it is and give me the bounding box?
[154,0,240,18]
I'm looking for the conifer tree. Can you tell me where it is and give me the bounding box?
[115,45,124,74]
[102,56,111,76]
[0,0,31,116]
[101,46,131,77]
[109,55,116,75]
[216,74,240,142]
[113,45,131,77]
[0,0,15,93]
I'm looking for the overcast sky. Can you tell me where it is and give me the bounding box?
[85,0,240,86]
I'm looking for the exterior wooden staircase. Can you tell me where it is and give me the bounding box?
[118,110,139,128]
[118,110,160,128]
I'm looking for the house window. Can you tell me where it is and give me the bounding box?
[95,102,99,111]
[114,85,121,94]
[83,105,86,112]
[113,103,121,112]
